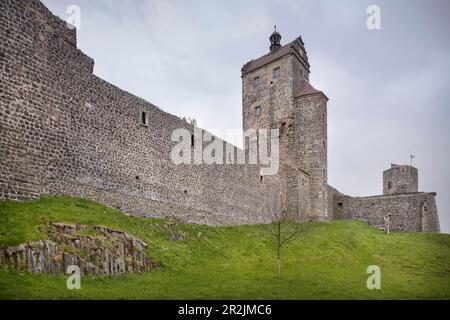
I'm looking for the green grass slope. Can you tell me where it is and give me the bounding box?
[0,196,449,300]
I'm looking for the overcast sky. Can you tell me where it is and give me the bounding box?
[42,0,450,233]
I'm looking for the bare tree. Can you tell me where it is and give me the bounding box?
[267,192,309,280]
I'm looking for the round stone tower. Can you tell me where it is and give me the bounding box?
[383,164,418,195]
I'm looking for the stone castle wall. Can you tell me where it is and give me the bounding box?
[0,0,440,232]
[0,0,281,226]
[331,190,440,232]
[295,94,328,221]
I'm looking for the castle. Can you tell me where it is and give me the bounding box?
[0,0,440,232]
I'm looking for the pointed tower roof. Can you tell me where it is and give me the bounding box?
[294,80,329,101]
[269,25,282,53]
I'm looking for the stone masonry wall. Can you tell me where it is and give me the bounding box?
[333,192,440,232]
[241,44,328,221]
[295,94,329,221]
[383,164,418,195]
[241,53,301,216]
[0,0,281,226]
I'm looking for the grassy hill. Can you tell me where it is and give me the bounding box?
[0,196,449,300]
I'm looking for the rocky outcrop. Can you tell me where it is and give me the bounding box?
[0,223,160,275]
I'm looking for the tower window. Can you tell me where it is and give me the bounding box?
[260,175,263,183]
[273,67,280,78]
[253,76,261,87]
[300,69,303,79]
[141,111,148,126]
[191,134,195,147]
[280,122,286,135]
[388,181,392,189]
[255,106,262,117]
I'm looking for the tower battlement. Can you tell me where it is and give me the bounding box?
[383,164,418,195]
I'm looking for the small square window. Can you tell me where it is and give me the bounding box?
[255,106,262,116]
[253,76,261,87]
[273,67,280,78]
[141,111,148,126]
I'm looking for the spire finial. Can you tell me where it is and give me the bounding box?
[269,26,281,53]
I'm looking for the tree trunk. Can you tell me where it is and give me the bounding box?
[276,222,281,280]
[277,248,281,280]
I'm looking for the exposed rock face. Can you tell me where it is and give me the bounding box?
[0,223,160,275]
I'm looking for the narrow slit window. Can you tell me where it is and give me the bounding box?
[280,122,286,135]
[255,106,262,117]
[141,111,148,126]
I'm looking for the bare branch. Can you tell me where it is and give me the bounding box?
[265,186,310,279]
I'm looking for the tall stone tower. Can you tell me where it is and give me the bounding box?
[241,29,330,221]
[383,164,418,195]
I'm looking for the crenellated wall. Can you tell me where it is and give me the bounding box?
[383,164,418,195]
